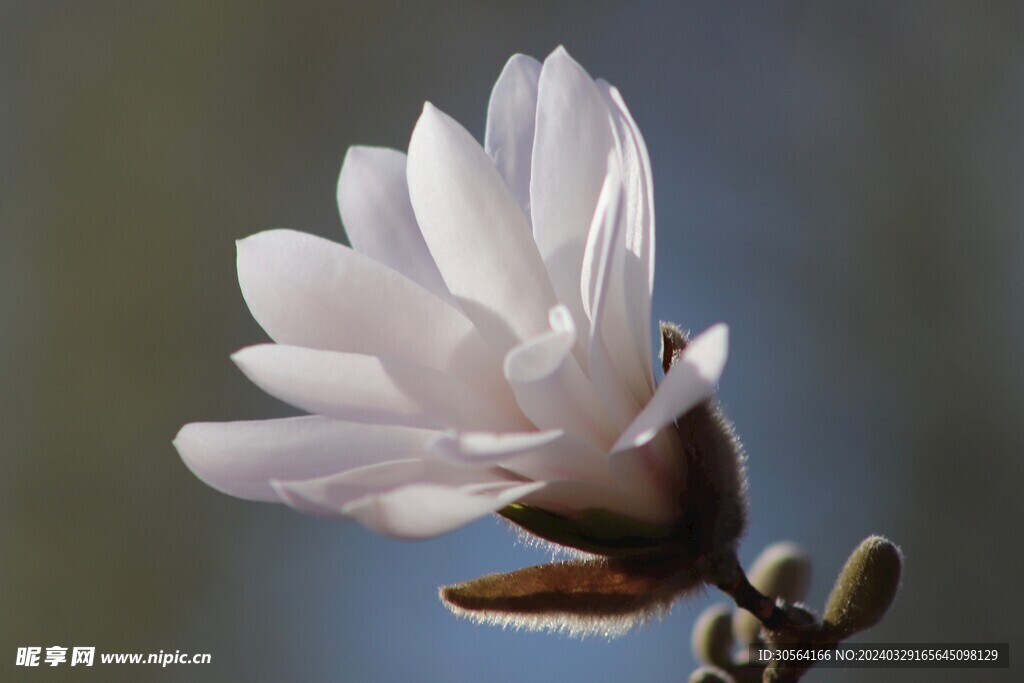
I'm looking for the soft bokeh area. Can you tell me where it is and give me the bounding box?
[2,2,1021,681]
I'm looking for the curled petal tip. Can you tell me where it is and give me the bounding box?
[547,304,575,333]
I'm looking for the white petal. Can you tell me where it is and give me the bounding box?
[580,153,620,323]
[428,429,612,485]
[277,471,545,539]
[606,326,726,512]
[272,458,513,514]
[600,84,655,300]
[581,154,643,428]
[530,46,617,362]
[232,344,531,432]
[173,416,436,501]
[608,432,685,521]
[236,229,519,415]
[345,482,547,539]
[407,102,559,357]
[485,54,541,222]
[269,459,487,516]
[503,305,620,449]
[594,82,657,405]
[336,146,451,299]
[613,324,729,452]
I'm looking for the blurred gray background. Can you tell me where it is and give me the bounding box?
[2,1,1021,681]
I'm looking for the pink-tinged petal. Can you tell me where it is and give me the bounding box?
[607,431,685,523]
[600,84,655,300]
[485,54,542,222]
[593,82,657,406]
[236,229,520,415]
[530,46,617,362]
[336,146,451,299]
[276,471,546,539]
[345,482,547,539]
[428,429,612,485]
[232,344,531,432]
[581,155,643,429]
[518,479,675,526]
[503,305,619,449]
[613,324,729,452]
[273,458,512,507]
[580,153,620,324]
[407,103,559,357]
[607,325,729,507]
[272,458,515,519]
[173,416,436,501]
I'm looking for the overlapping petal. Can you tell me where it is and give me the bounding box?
[336,146,452,300]
[613,324,730,452]
[232,344,530,432]
[178,47,738,557]
[530,46,617,362]
[503,305,619,449]
[175,416,436,501]
[340,482,546,539]
[595,82,657,406]
[485,54,542,222]
[581,154,644,429]
[236,229,520,415]
[428,429,611,485]
[407,103,559,358]
[275,461,545,539]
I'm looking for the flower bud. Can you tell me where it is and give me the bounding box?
[749,541,813,601]
[692,603,735,669]
[822,535,903,639]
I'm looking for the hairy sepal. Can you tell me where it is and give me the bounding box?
[660,321,748,557]
[440,555,703,638]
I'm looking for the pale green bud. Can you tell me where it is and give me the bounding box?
[692,603,735,669]
[822,535,903,639]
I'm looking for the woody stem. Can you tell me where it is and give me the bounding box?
[714,557,786,631]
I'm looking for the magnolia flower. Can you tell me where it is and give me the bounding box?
[175,47,747,635]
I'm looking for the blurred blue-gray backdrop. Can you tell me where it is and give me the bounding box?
[2,2,1021,681]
